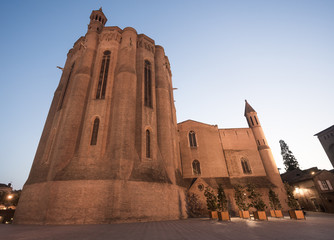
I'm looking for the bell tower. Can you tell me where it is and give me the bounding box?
[89,8,107,32]
[244,100,288,207]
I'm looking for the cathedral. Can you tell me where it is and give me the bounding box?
[14,9,288,224]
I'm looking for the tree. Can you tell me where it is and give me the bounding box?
[246,184,267,211]
[186,192,203,217]
[233,184,248,211]
[284,182,299,210]
[279,140,300,171]
[217,184,228,212]
[268,188,282,210]
[204,187,217,211]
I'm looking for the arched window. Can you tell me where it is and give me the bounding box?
[144,61,152,107]
[90,118,100,145]
[189,131,197,147]
[58,62,75,110]
[249,116,254,126]
[241,158,252,174]
[192,160,201,175]
[146,129,151,158]
[254,116,259,125]
[96,50,111,99]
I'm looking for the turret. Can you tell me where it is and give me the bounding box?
[244,100,283,187]
[244,100,289,210]
[88,8,107,32]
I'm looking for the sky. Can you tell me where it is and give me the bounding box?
[1,0,333,190]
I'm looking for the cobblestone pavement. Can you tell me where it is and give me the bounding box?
[1,212,334,240]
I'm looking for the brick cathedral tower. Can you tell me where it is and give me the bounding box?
[15,8,186,224]
[244,100,288,209]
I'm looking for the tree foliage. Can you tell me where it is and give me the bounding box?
[217,184,228,211]
[233,184,248,210]
[204,187,218,211]
[268,188,282,210]
[246,184,267,211]
[279,140,300,172]
[284,182,300,210]
[186,192,203,217]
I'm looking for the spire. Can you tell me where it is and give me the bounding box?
[244,100,256,116]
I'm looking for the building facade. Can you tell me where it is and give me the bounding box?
[15,9,287,224]
[180,101,288,215]
[281,167,334,213]
[315,125,334,168]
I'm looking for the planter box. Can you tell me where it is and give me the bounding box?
[289,210,305,220]
[218,211,230,221]
[270,209,283,218]
[209,211,218,219]
[253,211,268,221]
[239,210,250,219]
[270,210,275,217]
[274,210,283,218]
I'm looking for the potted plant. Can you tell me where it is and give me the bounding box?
[246,184,267,221]
[268,188,283,218]
[217,184,230,221]
[284,182,305,220]
[204,186,218,219]
[234,184,250,219]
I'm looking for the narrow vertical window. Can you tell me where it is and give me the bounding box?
[257,140,261,145]
[254,116,259,125]
[90,118,100,145]
[189,131,197,147]
[144,60,152,107]
[250,116,254,126]
[146,129,151,158]
[192,160,201,175]
[58,62,75,110]
[96,50,111,99]
[241,158,252,174]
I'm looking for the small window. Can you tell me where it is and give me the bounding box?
[241,158,252,174]
[146,129,151,158]
[263,139,266,144]
[189,131,197,147]
[58,62,75,110]
[254,116,259,125]
[257,140,261,146]
[90,118,100,145]
[250,116,254,126]
[192,160,201,175]
[198,184,204,191]
[319,180,329,190]
[96,51,111,99]
[144,61,152,107]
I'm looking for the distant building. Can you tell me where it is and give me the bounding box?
[281,167,334,213]
[0,183,12,210]
[315,125,334,168]
[0,183,12,193]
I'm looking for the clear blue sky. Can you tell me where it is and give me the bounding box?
[1,0,333,189]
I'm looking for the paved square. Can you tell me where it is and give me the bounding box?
[1,212,333,240]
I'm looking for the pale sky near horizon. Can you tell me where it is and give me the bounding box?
[1,0,333,190]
